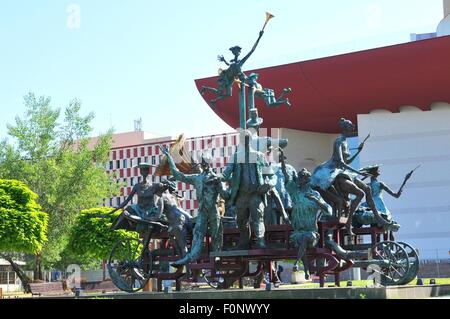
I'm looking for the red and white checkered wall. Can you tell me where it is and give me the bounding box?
[105,132,239,216]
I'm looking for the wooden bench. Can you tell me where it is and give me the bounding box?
[29,282,69,297]
[82,280,120,294]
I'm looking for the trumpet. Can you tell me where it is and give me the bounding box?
[262,12,275,31]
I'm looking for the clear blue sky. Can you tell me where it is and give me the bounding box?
[0,0,444,139]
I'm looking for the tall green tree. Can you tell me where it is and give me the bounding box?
[0,179,48,291]
[0,93,119,279]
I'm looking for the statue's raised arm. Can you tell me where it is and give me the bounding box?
[239,30,264,66]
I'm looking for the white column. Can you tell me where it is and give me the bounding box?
[444,0,450,17]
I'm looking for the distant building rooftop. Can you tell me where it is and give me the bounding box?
[89,131,174,149]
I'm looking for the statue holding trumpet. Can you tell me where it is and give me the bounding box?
[201,12,275,106]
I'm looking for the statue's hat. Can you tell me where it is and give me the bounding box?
[246,108,263,128]
[229,46,242,54]
[359,164,382,175]
[138,163,152,170]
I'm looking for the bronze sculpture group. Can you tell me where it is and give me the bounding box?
[110,115,416,282]
[106,13,420,291]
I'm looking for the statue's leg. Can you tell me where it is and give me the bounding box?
[249,194,266,248]
[328,186,346,217]
[208,206,223,252]
[275,88,292,106]
[172,224,187,259]
[302,254,310,280]
[210,85,232,105]
[189,211,207,259]
[173,210,207,265]
[293,260,299,272]
[336,178,365,236]
[200,86,220,95]
[272,261,281,283]
[235,195,251,249]
[263,201,273,225]
[224,85,232,97]
[168,229,179,256]
[315,187,342,219]
[295,240,308,278]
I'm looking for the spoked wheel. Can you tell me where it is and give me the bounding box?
[371,241,410,286]
[395,241,420,285]
[107,237,152,293]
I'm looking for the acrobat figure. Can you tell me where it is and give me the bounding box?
[200,30,265,106]
[247,73,292,109]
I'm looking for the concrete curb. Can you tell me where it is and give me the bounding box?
[71,284,450,299]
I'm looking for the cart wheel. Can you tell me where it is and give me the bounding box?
[371,241,410,286]
[395,241,420,285]
[107,237,152,293]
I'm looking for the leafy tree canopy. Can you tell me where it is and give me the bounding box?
[0,179,48,254]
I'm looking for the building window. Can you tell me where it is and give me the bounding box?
[130,177,135,186]
[109,161,113,170]
[151,156,156,165]
[137,158,142,165]
[109,198,113,207]
[220,147,225,157]
[116,197,121,206]
[116,160,120,169]
[130,158,134,167]
[123,159,127,169]
[144,156,148,163]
